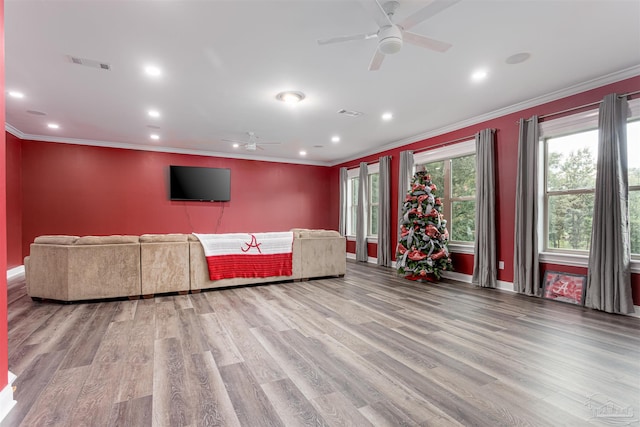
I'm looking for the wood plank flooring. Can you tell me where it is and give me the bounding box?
[3,261,640,426]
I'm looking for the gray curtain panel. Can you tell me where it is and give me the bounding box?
[513,116,541,296]
[377,156,391,267]
[397,150,414,248]
[356,162,369,262]
[585,94,633,314]
[338,167,348,236]
[472,129,497,288]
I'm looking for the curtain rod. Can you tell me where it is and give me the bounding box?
[412,134,476,154]
[521,89,640,123]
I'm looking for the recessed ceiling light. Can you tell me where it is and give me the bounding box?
[232,143,240,148]
[299,150,307,156]
[8,91,24,99]
[471,69,488,81]
[506,52,531,65]
[276,91,305,104]
[144,65,162,77]
[150,134,160,140]
[148,110,160,118]
[382,112,393,121]
[47,123,59,129]
[331,136,340,143]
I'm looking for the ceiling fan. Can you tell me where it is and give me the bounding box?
[318,0,460,71]
[222,132,281,151]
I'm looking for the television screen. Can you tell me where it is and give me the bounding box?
[169,165,231,202]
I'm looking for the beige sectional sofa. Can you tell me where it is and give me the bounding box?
[25,229,345,302]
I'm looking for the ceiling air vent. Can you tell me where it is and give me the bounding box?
[337,109,363,118]
[67,55,111,71]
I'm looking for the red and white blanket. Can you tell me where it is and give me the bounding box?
[193,232,293,281]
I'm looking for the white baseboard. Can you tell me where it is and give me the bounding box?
[441,271,472,283]
[0,371,17,423]
[346,253,378,264]
[496,280,516,292]
[627,305,640,318]
[7,266,25,281]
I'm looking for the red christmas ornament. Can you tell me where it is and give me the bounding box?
[425,224,440,238]
[408,250,427,261]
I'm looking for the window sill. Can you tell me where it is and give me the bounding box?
[540,252,640,274]
[346,236,378,244]
[449,243,474,255]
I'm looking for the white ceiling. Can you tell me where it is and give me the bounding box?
[5,0,640,166]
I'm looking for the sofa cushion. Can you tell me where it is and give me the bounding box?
[140,233,188,243]
[33,235,79,245]
[293,229,341,238]
[75,235,140,245]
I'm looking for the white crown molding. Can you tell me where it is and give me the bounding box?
[330,65,640,166]
[5,124,24,139]
[4,131,330,167]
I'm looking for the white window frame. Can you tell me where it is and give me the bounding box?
[413,139,476,254]
[367,163,379,240]
[346,168,359,238]
[539,98,640,273]
[345,164,380,242]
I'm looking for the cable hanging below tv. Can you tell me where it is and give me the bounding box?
[169,165,231,202]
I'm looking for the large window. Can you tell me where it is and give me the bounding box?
[345,164,379,238]
[541,102,640,258]
[369,172,379,236]
[347,175,358,236]
[414,140,476,248]
[544,129,597,252]
[629,120,640,256]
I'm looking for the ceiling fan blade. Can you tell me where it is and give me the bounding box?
[257,142,281,145]
[369,49,386,71]
[403,31,452,52]
[359,0,393,29]
[399,0,461,31]
[318,31,377,45]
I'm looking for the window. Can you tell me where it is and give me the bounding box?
[414,140,476,250]
[345,164,379,238]
[540,99,640,259]
[626,119,640,255]
[544,129,598,252]
[346,171,359,236]
[369,172,379,236]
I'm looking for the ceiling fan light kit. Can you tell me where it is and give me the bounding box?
[378,25,403,54]
[223,131,281,152]
[317,0,459,71]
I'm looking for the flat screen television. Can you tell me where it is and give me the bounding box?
[169,165,231,202]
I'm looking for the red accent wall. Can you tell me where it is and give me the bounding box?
[1,0,9,389]
[6,133,21,268]
[332,75,640,305]
[18,140,334,258]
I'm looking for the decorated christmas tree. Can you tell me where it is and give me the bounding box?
[396,170,452,281]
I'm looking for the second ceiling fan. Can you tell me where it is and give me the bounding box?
[318,0,460,71]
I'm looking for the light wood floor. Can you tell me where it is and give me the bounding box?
[3,261,640,426]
